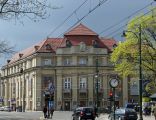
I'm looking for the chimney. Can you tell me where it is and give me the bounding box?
[7,60,11,63]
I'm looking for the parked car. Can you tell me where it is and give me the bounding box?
[108,108,138,120]
[0,106,4,111]
[72,107,96,120]
[3,106,12,112]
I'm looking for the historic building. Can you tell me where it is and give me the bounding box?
[0,24,124,111]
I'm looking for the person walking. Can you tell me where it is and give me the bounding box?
[43,106,48,119]
[49,106,54,119]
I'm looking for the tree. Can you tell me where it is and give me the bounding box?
[0,40,14,56]
[0,0,58,55]
[0,0,55,20]
[111,8,156,93]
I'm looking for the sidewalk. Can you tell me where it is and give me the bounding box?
[98,114,155,120]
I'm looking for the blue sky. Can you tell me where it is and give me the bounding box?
[0,0,155,66]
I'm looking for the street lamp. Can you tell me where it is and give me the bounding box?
[122,24,143,120]
[95,58,99,109]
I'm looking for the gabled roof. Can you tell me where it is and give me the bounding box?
[8,38,63,64]
[64,24,98,36]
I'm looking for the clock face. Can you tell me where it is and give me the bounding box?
[110,79,119,88]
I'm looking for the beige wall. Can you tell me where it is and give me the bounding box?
[0,45,125,111]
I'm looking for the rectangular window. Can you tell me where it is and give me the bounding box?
[79,57,87,65]
[64,77,71,89]
[63,57,72,65]
[94,79,101,89]
[79,77,87,89]
[43,59,52,65]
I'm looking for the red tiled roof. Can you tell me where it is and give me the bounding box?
[7,24,117,65]
[64,24,98,36]
[9,38,63,64]
[100,37,117,51]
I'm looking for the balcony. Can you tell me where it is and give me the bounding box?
[63,88,71,93]
[79,88,87,93]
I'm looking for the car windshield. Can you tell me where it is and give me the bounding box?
[116,109,125,114]
[126,108,136,112]
[83,108,93,112]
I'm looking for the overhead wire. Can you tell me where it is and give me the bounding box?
[99,1,155,36]
[47,0,89,37]
[105,7,156,38]
[56,0,109,38]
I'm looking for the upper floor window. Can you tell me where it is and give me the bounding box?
[66,40,72,48]
[92,40,98,48]
[43,59,52,65]
[79,57,87,65]
[79,42,86,52]
[63,57,72,65]
[79,77,87,89]
[63,77,71,89]
[94,79,101,89]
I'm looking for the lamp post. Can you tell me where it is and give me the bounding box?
[95,58,99,109]
[122,24,143,120]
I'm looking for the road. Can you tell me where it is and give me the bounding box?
[0,111,155,120]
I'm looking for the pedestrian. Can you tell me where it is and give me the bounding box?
[151,104,154,116]
[43,106,47,119]
[60,105,63,111]
[153,104,156,120]
[50,106,54,119]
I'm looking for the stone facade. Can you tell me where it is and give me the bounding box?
[0,24,125,111]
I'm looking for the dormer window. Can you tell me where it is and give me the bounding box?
[19,53,23,58]
[92,40,98,48]
[66,40,72,48]
[45,44,52,50]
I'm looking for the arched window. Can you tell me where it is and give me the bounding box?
[66,40,72,47]
[92,40,98,48]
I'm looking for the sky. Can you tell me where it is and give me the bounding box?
[0,0,155,66]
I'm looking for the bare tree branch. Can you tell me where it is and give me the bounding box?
[0,0,57,20]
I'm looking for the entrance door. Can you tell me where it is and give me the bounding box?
[64,101,70,111]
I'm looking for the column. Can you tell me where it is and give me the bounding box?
[72,75,78,109]
[19,76,22,106]
[32,74,36,110]
[56,75,62,110]
[36,74,42,111]
[88,75,94,106]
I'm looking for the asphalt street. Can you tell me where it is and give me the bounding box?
[0,111,155,120]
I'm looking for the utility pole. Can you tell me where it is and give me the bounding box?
[138,24,143,120]
[122,24,143,120]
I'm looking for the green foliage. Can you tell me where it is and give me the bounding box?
[111,7,156,83]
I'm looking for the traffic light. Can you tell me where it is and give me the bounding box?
[108,91,113,101]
